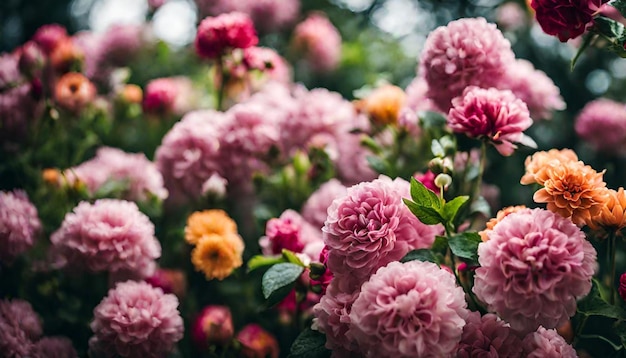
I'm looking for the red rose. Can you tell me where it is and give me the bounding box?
[531,0,607,42]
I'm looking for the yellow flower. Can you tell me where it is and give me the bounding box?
[185,210,238,245]
[588,187,626,234]
[356,85,406,126]
[191,233,244,280]
[479,205,527,241]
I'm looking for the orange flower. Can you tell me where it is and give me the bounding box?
[185,209,238,245]
[50,38,84,73]
[191,233,244,280]
[533,160,608,226]
[54,72,96,112]
[120,84,143,104]
[479,205,527,241]
[42,168,61,186]
[520,148,578,185]
[356,85,406,126]
[588,187,626,233]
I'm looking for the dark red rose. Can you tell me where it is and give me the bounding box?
[531,0,607,42]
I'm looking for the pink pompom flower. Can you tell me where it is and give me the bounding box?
[301,179,348,230]
[473,208,597,334]
[531,0,607,42]
[349,261,469,357]
[32,24,68,55]
[575,98,626,156]
[292,13,342,73]
[89,280,184,358]
[50,199,161,278]
[0,190,41,265]
[259,209,322,256]
[0,298,43,357]
[457,311,523,357]
[448,86,536,156]
[522,326,577,357]
[195,12,258,59]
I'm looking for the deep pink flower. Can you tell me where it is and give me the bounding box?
[195,12,258,59]
[473,208,597,334]
[309,246,333,294]
[145,268,187,299]
[292,13,341,73]
[419,17,514,111]
[259,209,322,256]
[302,179,348,230]
[415,170,438,193]
[531,0,607,42]
[196,0,300,33]
[236,323,279,358]
[522,326,577,357]
[32,24,68,55]
[142,76,195,115]
[31,337,78,358]
[620,273,626,302]
[50,199,161,278]
[0,190,41,264]
[89,281,184,358]
[575,98,626,155]
[349,261,468,357]
[191,305,234,349]
[0,298,42,357]
[457,311,523,358]
[448,86,536,156]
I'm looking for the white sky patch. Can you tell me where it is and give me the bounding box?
[332,0,375,12]
[372,0,421,38]
[152,0,197,48]
[88,0,148,32]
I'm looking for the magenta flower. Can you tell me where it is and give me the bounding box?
[195,12,258,59]
[145,268,187,299]
[236,323,280,358]
[50,199,161,278]
[448,86,536,156]
[531,0,607,42]
[0,190,41,265]
[31,337,78,358]
[195,0,300,33]
[415,170,438,193]
[575,98,626,156]
[419,17,514,111]
[301,179,348,230]
[142,76,196,115]
[620,273,626,302]
[191,305,234,349]
[349,261,468,357]
[457,311,523,358]
[292,13,342,73]
[31,23,68,55]
[309,246,333,295]
[522,326,577,357]
[0,298,43,357]
[259,209,322,256]
[89,281,184,358]
[473,208,597,334]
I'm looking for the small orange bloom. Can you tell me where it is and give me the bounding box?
[191,233,244,280]
[120,84,143,104]
[588,187,626,233]
[520,148,578,185]
[356,85,406,126]
[54,72,96,112]
[479,205,527,241]
[50,38,84,73]
[185,209,238,245]
[42,168,61,186]
[533,160,608,226]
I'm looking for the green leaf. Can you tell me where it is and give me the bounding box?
[592,17,626,57]
[403,199,444,225]
[432,235,448,252]
[409,177,441,209]
[247,255,286,272]
[448,232,482,262]
[571,32,595,70]
[469,196,491,218]
[577,279,626,319]
[611,0,626,18]
[442,196,469,223]
[282,249,305,266]
[261,263,304,307]
[366,155,391,174]
[401,249,440,264]
[578,334,624,351]
[418,110,447,129]
[288,328,331,358]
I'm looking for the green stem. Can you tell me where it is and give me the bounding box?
[215,57,227,111]
[473,141,487,201]
[609,231,617,305]
[573,315,589,347]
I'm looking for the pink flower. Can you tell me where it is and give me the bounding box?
[236,323,279,358]
[17,41,45,78]
[145,268,187,299]
[496,2,528,31]
[323,176,438,291]
[191,305,234,349]
[309,246,333,294]
[196,0,300,33]
[575,98,626,155]
[473,208,597,334]
[195,12,258,59]
[349,261,468,357]
[242,46,291,84]
[97,24,145,67]
[415,170,438,193]
[448,86,536,156]
[50,199,161,278]
[419,17,514,111]
[302,179,348,230]
[31,337,78,358]
[0,298,43,357]
[522,326,577,357]
[0,190,41,264]
[620,273,626,302]
[292,13,341,73]
[398,77,437,136]
[457,311,523,357]
[259,209,322,256]
[89,281,184,358]
[142,76,196,116]
[32,24,68,55]
[531,0,607,42]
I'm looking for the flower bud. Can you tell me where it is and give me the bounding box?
[428,157,444,174]
[236,324,279,358]
[17,42,45,78]
[415,170,438,193]
[119,84,143,104]
[434,173,452,189]
[32,24,68,55]
[42,168,61,186]
[191,305,234,349]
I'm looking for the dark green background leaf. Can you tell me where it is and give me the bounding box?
[288,328,331,358]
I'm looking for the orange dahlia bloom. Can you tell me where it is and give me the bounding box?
[54,72,96,112]
[185,209,238,245]
[520,148,578,185]
[479,205,527,241]
[588,187,626,233]
[533,160,608,226]
[356,84,406,126]
[191,233,244,280]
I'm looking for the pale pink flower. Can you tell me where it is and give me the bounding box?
[0,190,41,264]
[301,179,348,230]
[196,0,300,33]
[259,209,322,256]
[349,261,468,357]
[419,17,514,111]
[142,76,196,116]
[31,337,78,358]
[473,208,596,334]
[0,298,42,357]
[522,326,577,358]
[496,2,528,31]
[292,13,341,73]
[195,12,258,59]
[457,311,523,357]
[575,98,626,155]
[89,281,184,358]
[448,86,536,156]
[50,199,161,278]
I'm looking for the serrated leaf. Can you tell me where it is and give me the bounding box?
[403,199,444,225]
[401,249,440,264]
[247,255,286,272]
[442,196,469,223]
[409,177,441,209]
[288,328,331,358]
[282,249,304,266]
[262,263,304,307]
[577,279,626,319]
[448,232,482,262]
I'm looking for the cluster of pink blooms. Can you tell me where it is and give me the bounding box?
[259,209,323,259]
[292,13,342,73]
[0,190,41,264]
[196,0,300,33]
[575,98,626,156]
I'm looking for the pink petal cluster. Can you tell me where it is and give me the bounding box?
[0,298,43,357]
[142,76,196,115]
[323,175,438,291]
[191,305,234,349]
[89,280,184,358]
[196,0,300,33]
[301,179,348,230]
[195,12,258,59]
[448,86,536,156]
[259,209,322,256]
[63,146,168,201]
[419,17,515,111]
[415,170,438,193]
[242,46,291,85]
[457,311,523,357]
[236,323,280,358]
[575,98,626,155]
[292,13,342,73]
[0,190,41,264]
[349,261,468,357]
[522,326,577,357]
[473,208,597,334]
[30,337,78,358]
[50,199,161,278]
[531,0,607,42]
[32,24,68,55]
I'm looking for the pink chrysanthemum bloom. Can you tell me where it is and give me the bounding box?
[236,323,280,358]
[419,17,515,111]
[499,59,565,120]
[292,13,341,73]
[142,76,196,116]
[31,23,68,55]
[0,298,43,357]
[63,146,168,201]
[259,209,322,256]
[448,86,536,156]
[31,337,78,358]
[195,12,258,59]
[50,199,161,278]
[0,190,41,264]
[196,0,300,33]
[323,175,438,291]
[473,208,596,334]
[302,179,348,230]
[349,261,469,357]
[522,326,577,357]
[89,280,184,358]
[457,311,524,357]
[575,98,626,155]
